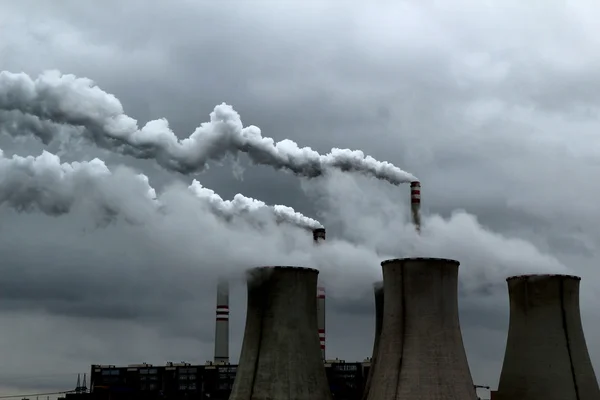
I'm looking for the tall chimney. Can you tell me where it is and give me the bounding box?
[410,181,421,233]
[362,281,384,400]
[213,278,229,364]
[496,274,600,400]
[317,286,326,359]
[313,227,327,360]
[366,257,477,400]
[229,266,332,400]
[313,227,326,242]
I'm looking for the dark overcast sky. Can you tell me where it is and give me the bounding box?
[1,1,600,398]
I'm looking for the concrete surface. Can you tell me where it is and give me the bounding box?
[496,274,600,400]
[229,266,332,400]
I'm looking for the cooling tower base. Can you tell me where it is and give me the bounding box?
[229,266,332,400]
[496,274,600,400]
[366,257,477,400]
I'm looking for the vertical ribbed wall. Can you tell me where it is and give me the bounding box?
[361,281,384,400]
[496,274,600,400]
[214,278,229,363]
[229,266,332,400]
[366,257,477,400]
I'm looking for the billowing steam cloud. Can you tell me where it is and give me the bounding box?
[0,148,321,229]
[0,70,416,185]
[188,180,321,229]
[302,171,569,296]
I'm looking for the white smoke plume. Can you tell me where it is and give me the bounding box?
[0,70,416,185]
[301,171,570,297]
[188,180,321,229]
[0,149,321,230]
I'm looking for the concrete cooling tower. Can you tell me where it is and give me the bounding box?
[495,274,600,400]
[366,257,477,400]
[229,266,332,400]
[362,281,384,400]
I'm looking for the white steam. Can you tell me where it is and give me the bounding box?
[0,149,321,230]
[188,180,322,229]
[0,70,416,185]
[302,171,569,296]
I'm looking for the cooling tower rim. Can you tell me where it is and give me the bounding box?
[506,273,581,282]
[381,257,459,267]
[249,266,319,273]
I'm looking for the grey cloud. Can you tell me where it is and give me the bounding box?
[0,1,599,396]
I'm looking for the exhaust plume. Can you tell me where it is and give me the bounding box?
[0,70,416,185]
[0,148,321,230]
[189,180,322,229]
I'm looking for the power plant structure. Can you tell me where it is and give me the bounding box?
[214,278,230,364]
[493,274,600,400]
[361,281,383,400]
[410,180,421,233]
[365,258,478,400]
[313,227,327,360]
[58,186,599,400]
[229,266,332,400]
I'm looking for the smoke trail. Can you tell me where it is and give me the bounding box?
[0,149,321,229]
[0,70,416,185]
[188,180,322,229]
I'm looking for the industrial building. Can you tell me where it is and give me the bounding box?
[58,359,370,400]
[59,186,600,400]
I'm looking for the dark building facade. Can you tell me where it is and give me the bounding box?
[75,359,369,400]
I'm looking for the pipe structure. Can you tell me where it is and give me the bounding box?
[410,181,421,233]
[317,286,326,359]
[213,278,230,363]
[361,281,384,400]
[313,227,326,242]
[229,266,332,400]
[366,257,477,400]
[313,227,327,360]
[495,274,600,400]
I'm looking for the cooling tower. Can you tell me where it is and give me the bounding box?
[366,258,477,400]
[214,278,229,363]
[410,181,421,232]
[361,281,384,400]
[229,266,332,400]
[495,274,600,400]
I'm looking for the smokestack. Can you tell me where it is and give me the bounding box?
[229,266,332,400]
[313,227,326,242]
[213,278,229,364]
[313,227,327,360]
[410,181,421,233]
[495,274,600,400]
[366,258,477,400]
[317,286,326,359]
[361,281,383,400]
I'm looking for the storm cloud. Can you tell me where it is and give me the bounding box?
[1,1,600,398]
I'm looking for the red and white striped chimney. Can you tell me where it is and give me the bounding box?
[214,278,229,363]
[312,228,327,360]
[317,286,326,359]
[410,181,421,233]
